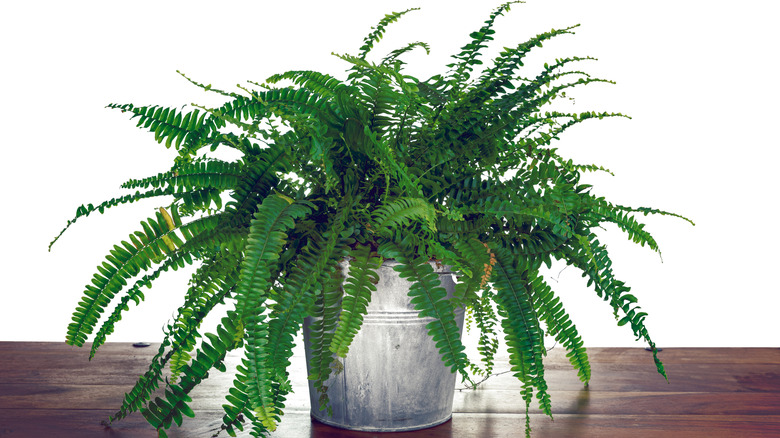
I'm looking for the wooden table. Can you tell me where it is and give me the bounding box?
[1,342,778,437]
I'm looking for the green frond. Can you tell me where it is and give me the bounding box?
[233,194,311,431]
[89,251,195,359]
[379,226,433,261]
[109,315,207,424]
[224,141,291,224]
[65,212,217,347]
[495,55,598,109]
[266,70,351,99]
[490,246,551,421]
[567,234,667,380]
[219,376,264,437]
[341,117,372,156]
[528,270,590,384]
[382,41,430,65]
[110,290,219,425]
[234,194,311,318]
[175,219,246,256]
[537,110,628,144]
[46,159,241,237]
[422,170,483,204]
[234,326,279,432]
[357,8,420,60]
[450,238,494,302]
[444,42,592,157]
[169,254,242,383]
[191,95,266,139]
[470,290,500,377]
[351,69,403,133]
[614,204,696,226]
[256,87,343,127]
[371,197,436,234]
[377,241,471,382]
[362,125,421,197]
[141,317,242,434]
[437,215,494,236]
[305,268,346,415]
[453,238,500,379]
[458,198,575,240]
[107,103,220,153]
[432,173,499,206]
[121,159,242,192]
[181,250,241,311]
[185,99,270,154]
[329,244,382,358]
[177,69,242,98]
[448,1,523,85]
[203,132,261,156]
[49,187,174,251]
[568,161,615,176]
[475,25,580,91]
[336,53,416,95]
[263,209,354,413]
[106,253,240,425]
[109,341,169,424]
[592,199,662,253]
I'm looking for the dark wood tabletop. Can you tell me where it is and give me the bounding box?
[1,342,778,437]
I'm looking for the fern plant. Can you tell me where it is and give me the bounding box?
[51,3,692,437]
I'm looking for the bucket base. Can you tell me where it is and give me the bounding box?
[311,413,453,432]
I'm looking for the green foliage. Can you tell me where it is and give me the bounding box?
[52,3,691,437]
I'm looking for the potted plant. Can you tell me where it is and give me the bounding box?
[50,2,692,437]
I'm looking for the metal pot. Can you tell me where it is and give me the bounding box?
[303,259,464,431]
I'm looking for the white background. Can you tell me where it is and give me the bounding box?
[1,0,778,347]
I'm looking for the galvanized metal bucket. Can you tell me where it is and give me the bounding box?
[302,259,464,432]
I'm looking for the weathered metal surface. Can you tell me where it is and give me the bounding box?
[303,260,464,432]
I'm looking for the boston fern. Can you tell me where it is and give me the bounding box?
[51,3,692,437]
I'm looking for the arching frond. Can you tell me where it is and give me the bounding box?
[378,241,472,383]
[470,289,500,377]
[356,8,420,61]
[121,159,242,191]
[141,316,243,435]
[474,25,580,92]
[65,213,219,347]
[490,245,551,432]
[89,251,196,359]
[107,103,222,154]
[266,70,351,99]
[106,280,237,425]
[382,41,430,65]
[233,194,312,430]
[566,234,666,380]
[371,197,436,234]
[306,267,346,416]
[262,205,353,416]
[329,243,382,358]
[257,87,344,127]
[49,187,174,250]
[528,270,590,384]
[223,141,291,224]
[448,1,523,86]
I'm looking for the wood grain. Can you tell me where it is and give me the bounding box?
[0,343,778,437]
